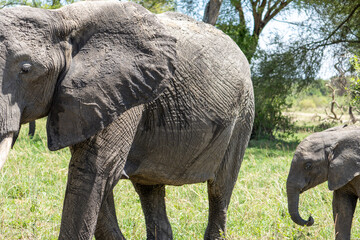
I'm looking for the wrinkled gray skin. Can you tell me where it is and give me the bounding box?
[0,1,254,240]
[287,125,360,240]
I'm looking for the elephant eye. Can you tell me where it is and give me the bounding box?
[304,162,312,170]
[20,63,32,74]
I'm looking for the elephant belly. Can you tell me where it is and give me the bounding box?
[125,118,235,186]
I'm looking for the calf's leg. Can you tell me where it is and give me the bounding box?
[333,189,357,240]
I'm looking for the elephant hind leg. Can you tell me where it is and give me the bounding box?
[205,119,252,240]
[95,190,126,240]
[132,182,173,240]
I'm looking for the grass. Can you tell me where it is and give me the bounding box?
[1,118,360,239]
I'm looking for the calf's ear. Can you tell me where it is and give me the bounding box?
[46,3,176,151]
[328,137,360,190]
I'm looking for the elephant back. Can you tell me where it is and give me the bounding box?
[157,12,253,125]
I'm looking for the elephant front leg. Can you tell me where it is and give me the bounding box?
[132,183,173,240]
[59,107,143,240]
[333,189,357,240]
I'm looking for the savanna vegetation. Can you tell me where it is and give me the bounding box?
[1,0,360,239]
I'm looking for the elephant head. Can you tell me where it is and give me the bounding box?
[286,126,360,226]
[0,1,176,167]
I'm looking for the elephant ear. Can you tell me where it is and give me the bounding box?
[47,2,176,151]
[328,135,360,190]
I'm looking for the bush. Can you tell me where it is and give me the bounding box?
[250,47,318,138]
[313,96,328,108]
[299,99,316,109]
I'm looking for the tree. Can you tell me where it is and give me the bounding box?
[182,0,292,61]
[294,0,360,54]
[291,1,360,124]
[179,1,301,137]
[0,0,75,9]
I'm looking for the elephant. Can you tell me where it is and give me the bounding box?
[0,1,254,240]
[286,125,360,240]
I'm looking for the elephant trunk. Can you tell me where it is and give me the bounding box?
[0,133,13,170]
[286,184,314,226]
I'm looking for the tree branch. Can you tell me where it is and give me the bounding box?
[305,39,360,51]
[262,0,292,29]
[231,0,245,25]
[323,4,360,43]
[252,0,292,37]
[252,0,262,36]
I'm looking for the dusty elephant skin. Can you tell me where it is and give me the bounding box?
[287,125,360,240]
[0,1,254,240]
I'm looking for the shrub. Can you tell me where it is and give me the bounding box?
[299,99,316,110]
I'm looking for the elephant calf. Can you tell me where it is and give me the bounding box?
[287,125,360,240]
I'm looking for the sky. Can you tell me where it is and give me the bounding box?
[258,11,337,80]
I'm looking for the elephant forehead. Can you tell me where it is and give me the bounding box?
[0,7,57,44]
[296,138,325,158]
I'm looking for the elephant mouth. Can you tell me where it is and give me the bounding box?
[299,180,313,194]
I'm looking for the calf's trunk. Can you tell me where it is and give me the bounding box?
[287,185,314,226]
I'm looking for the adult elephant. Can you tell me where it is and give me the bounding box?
[0,1,254,239]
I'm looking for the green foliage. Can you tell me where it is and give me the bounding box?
[251,46,320,138]
[0,0,76,9]
[289,79,331,111]
[294,0,360,55]
[214,1,324,138]
[217,22,258,62]
[349,55,360,107]
[128,0,175,13]
[298,99,316,110]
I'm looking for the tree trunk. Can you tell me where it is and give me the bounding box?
[203,0,223,25]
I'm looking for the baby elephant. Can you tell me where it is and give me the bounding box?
[287,125,360,240]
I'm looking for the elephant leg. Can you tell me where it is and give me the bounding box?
[58,107,143,240]
[132,182,173,240]
[205,119,252,240]
[95,190,126,240]
[28,121,35,138]
[333,189,357,240]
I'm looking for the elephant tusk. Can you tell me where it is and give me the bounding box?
[0,133,13,170]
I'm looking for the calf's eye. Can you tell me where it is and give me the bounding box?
[304,162,312,170]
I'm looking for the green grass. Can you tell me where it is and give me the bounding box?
[1,119,360,239]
